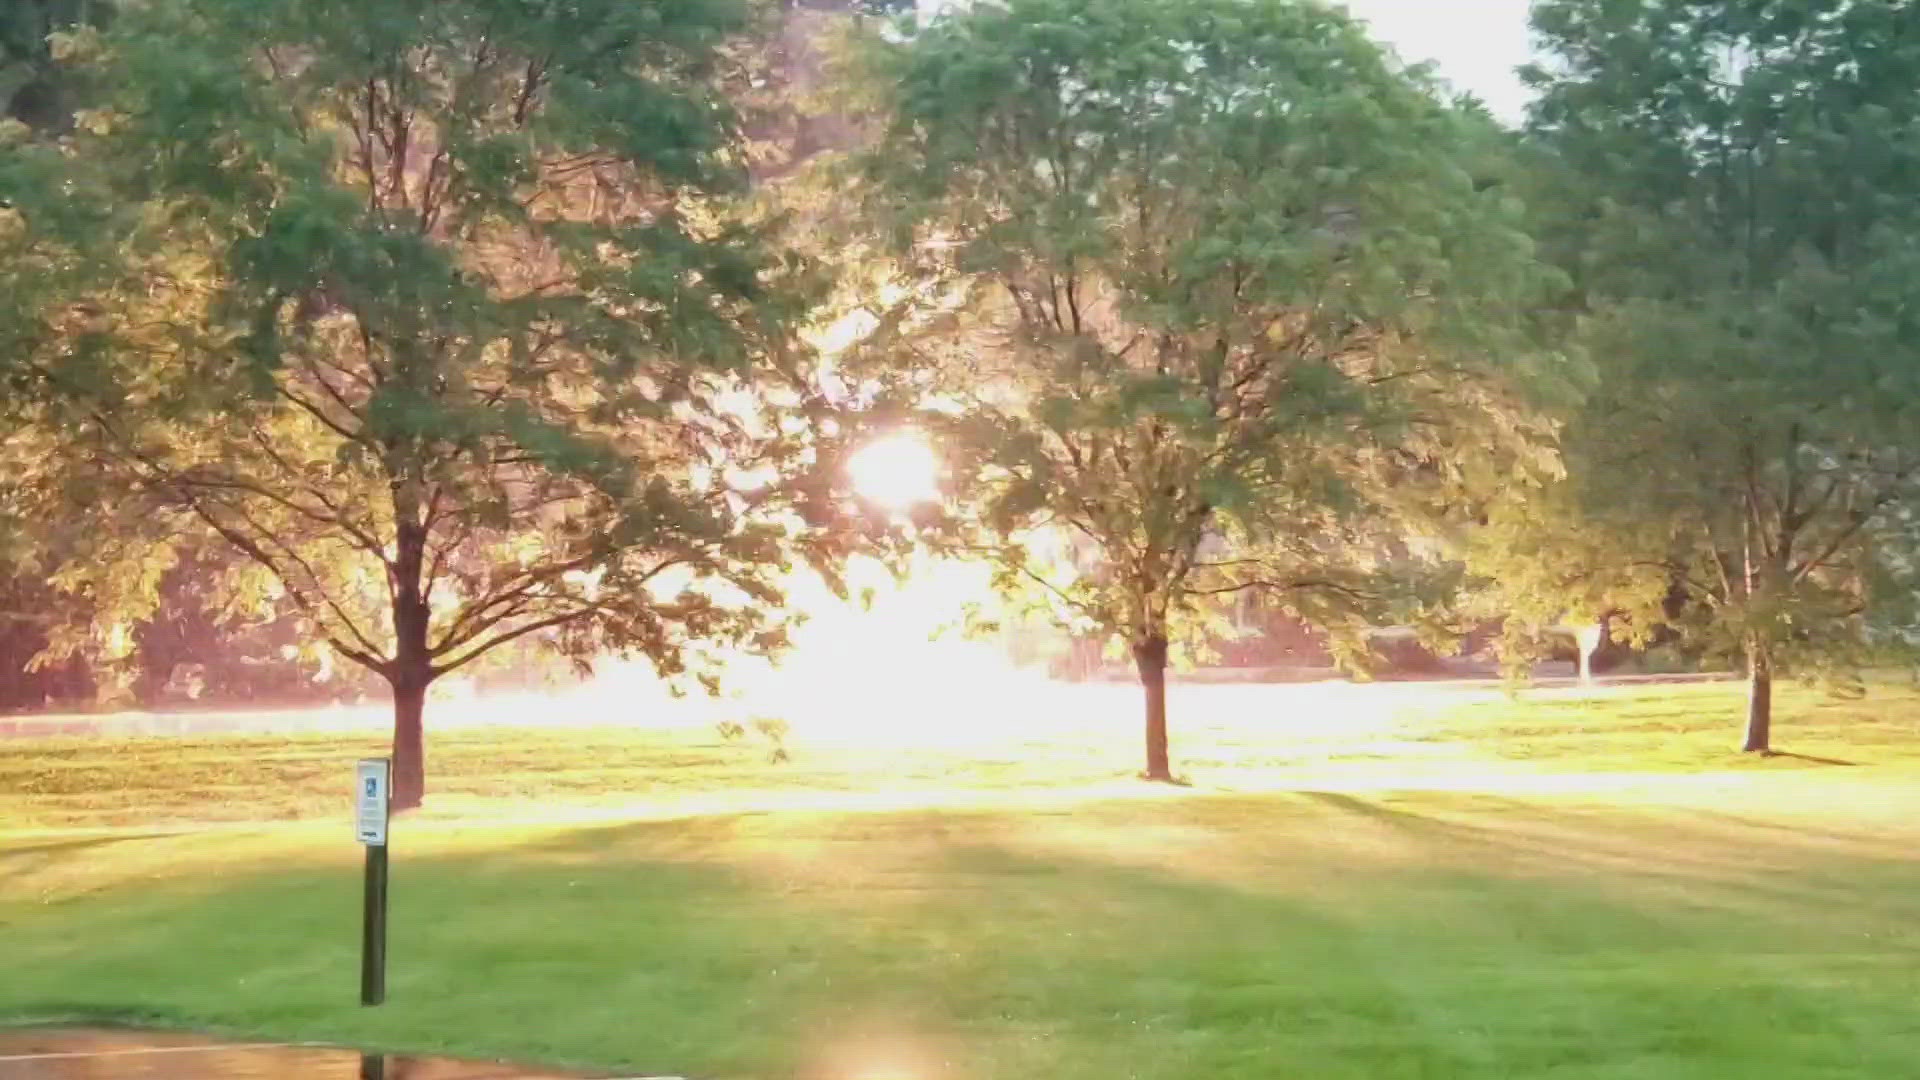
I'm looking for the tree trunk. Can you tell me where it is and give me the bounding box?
[387,512,433,811]
[389,673,427,811]
[1132,634,1172,782]
[1743,637,1773,754]
[1575,621,1603,686]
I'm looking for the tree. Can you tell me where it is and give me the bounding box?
[850,0,1560,779]
[30,0,862,808]
[1,0,106,131]
[1490,0,1920,752]
[733,1,902,183]
[0,0,117,692]
[2,0,110,415]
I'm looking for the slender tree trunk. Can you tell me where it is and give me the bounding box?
[388,513,433,811]
[1743,636,1773,754]
[390,673,427,811]
[1132,634,1172,782]
[1575,619,1605,686]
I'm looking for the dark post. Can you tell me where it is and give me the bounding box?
[356,757,391,1007]
[361,841,388,1006]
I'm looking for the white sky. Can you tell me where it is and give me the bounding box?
[918,0,1539,124]
[1334,0,1536,122]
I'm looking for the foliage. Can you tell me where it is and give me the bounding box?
[1476,0,1920,744]
[730,0,895,184]
[0,2,119,699]
[20,0,871,803]
[847,0,1563,773]
[0,0,105,131]
[716,713,793,762]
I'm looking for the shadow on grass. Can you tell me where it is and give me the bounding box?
[8,791,1920,1078]
[1760,751,1861,766]
[0,833,187,891]
[0,833,178,858]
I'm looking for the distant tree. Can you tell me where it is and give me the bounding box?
[1,0,108,413]
[1480,0,1920,752]
[851,0,1562,779]
[116,548,376,707]
[0,572,94,711]
[28,0,865,808]
[0,1,112,695]
[0,0,106,131]
[731,0,880,184]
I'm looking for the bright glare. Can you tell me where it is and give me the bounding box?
[848,433,941,511]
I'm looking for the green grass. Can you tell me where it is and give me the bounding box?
[11,680,1920,831]
[7,681,1920,1077]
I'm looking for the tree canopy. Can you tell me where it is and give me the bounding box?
[18,0,873,806]
[10,0,1920,784]
[1476,0,1920,751]
[849,0,1565,778]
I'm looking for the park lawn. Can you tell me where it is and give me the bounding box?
[7,682,1920,1077]
[9,679,1920,830]
[7,783,1920,1079]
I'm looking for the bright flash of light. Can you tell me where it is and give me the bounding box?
[848,432,941,511]
[808,1029,946,1080]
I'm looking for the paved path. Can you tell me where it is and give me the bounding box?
[0,1028,671,1079]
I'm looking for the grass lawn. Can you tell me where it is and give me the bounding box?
[6,680,1920,1077]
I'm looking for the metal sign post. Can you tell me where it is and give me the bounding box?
[356,758,391,1007]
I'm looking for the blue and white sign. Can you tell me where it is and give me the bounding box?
[356,758,390,845]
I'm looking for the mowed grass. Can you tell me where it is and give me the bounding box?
[11,679,1920,830]
[7,681,1920,1077]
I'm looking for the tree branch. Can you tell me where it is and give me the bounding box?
[1183,577,1377,603]
[428,549,614,655]
[432,606,594,677]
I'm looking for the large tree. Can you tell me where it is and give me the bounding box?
[26,0,863,808]
[1483,0,1920,752]
[850,0,1560,779]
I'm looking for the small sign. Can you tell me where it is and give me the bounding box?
[356,758,390,846]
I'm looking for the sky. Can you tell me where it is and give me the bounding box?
[917,0,1541,124]
[1335,0,1537,122]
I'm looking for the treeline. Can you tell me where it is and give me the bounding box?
[0,552,348,712]
[5,0,1918,799]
